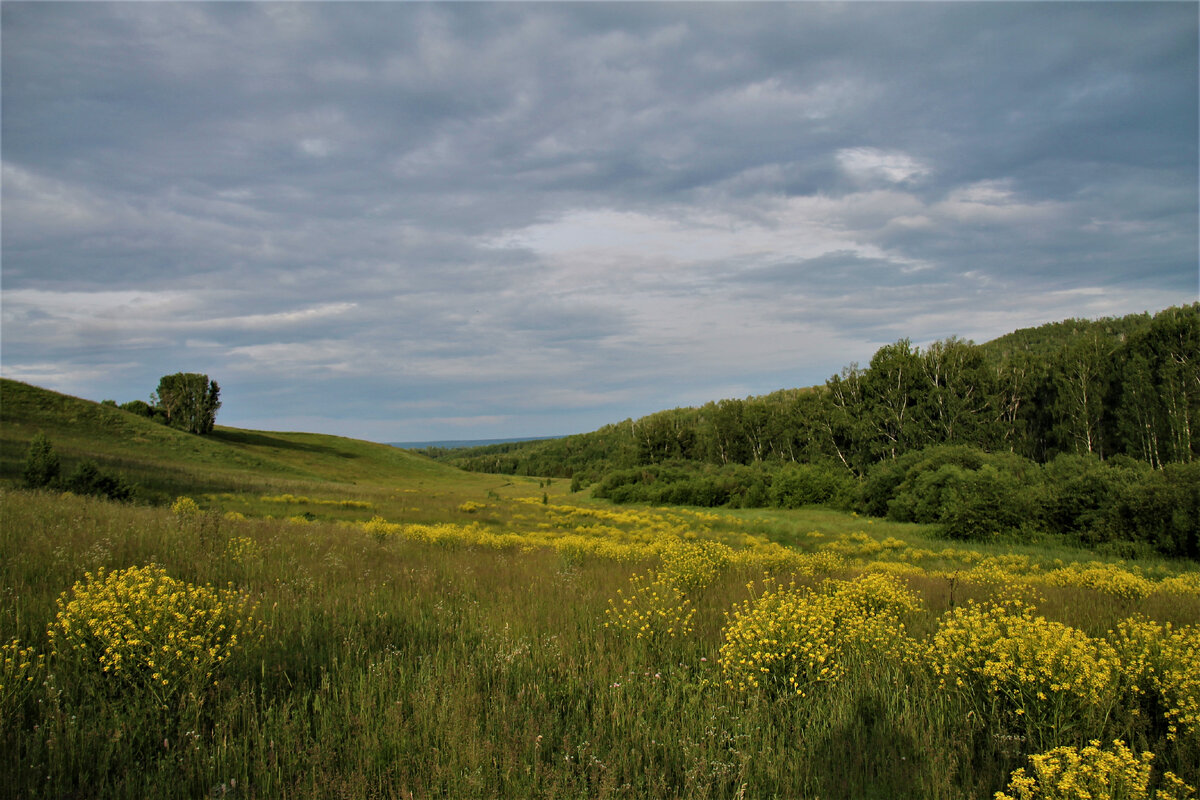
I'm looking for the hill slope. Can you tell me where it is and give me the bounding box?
[0,378,461,501]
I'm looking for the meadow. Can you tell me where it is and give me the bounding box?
[3,480,1199,799]
[2,380,1198,798]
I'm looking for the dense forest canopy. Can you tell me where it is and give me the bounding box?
[428,304,1200,558]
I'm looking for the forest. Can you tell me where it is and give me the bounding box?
[431,304,1200,557]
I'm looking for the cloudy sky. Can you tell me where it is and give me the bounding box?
[2,3,1197,442]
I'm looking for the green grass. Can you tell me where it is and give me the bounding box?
[1,378,535,508]
[2,379,1198,799]
[4,490,1196,799]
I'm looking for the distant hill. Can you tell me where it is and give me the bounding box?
[0,378,460,502]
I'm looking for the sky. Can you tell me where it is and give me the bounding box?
[2,2,1197,443]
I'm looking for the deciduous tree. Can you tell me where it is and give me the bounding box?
[153,372,221,435]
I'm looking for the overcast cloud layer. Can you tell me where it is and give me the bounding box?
[3,2,1197,442]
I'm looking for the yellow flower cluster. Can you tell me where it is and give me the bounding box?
[826,531,887,558]
[360,508,733,566]
[658,539,733,591]
[932,600,1118,742]
[1043,562,1155,601]
[551,534,648,564]
[1154,572,1200,598]
[224,536,262,565]
[47,565,261,699]
[1110,616,1200,743]
[831,571,925,617]
[1,637,46,718]
[260,493,372,509]
[719,575,922,697]
[604,570,696,641]
[513,498,730,544]
[995,739,1194,800]
[861,560,928,578]
[171,495,201,516]
[362,517,545,552]
[359,497,1195,608]
[726,544,847,576]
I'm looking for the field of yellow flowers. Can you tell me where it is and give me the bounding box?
[2,483,1197,799]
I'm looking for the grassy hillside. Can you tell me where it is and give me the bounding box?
[1,378,471,503]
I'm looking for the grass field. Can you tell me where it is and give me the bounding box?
[2,380,1198,799]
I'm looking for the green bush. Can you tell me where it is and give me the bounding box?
[889,463,969,523]
[856,457,909,517]
[939,465,1034,540]
[65,460,135,502]
[1104,462,1200,558]
[22,432,60,489]
[869,446,1043,540]
[770,462,855,509]
[1042,454,1150,544]
[119,399,162,420]
[883,446,994,523]
[595,463,773,508]
[861,445,986,520]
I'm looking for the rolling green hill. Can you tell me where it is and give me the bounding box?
[0,378,464,504]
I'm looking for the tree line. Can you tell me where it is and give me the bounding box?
[434,304,1200,557]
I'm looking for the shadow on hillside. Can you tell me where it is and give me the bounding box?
[210,429,355,458]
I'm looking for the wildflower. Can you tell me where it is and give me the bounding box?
[47,565,262,702]
[719,574,923,697]
[995,739,1194,800]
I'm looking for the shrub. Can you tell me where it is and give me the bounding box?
[719,575,923,697]
[119,399,160,419]
[1043,454,1150,544]
[939,464,1033,540]
[889,463,969,523]
[605,571,696,642]
[873,446,1043,539]
[881,445,989,522]
[22,432,60,489]
[1104,463,1200,558]
[932,600,1119,750]
[995,739,1194,800]
[857,456,911,517]
[1110,616,1200,744]
[770,462,855,509]
[64,459,134,502]
[47,565,261,710]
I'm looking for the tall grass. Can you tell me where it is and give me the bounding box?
[2,487,1197,799]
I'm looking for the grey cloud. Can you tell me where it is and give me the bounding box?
[2,2,1195,440]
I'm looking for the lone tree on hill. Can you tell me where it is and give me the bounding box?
[153,372,221,435]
